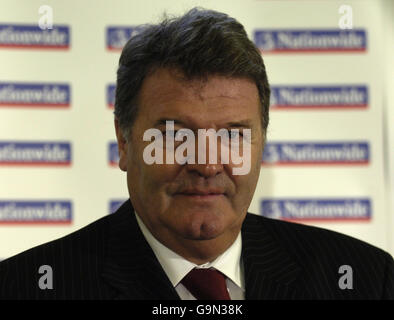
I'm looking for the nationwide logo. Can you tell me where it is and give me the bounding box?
[107,84,115,108]
[108,142,119,166]
[0,82,71,108]
[254,29,367,53]
[106,26,144,50]
[0,142,71,166]
[262,142,369,165]
[261,198,371,222]
[0,200,72,224]
[109,199,126,214]
[270,85,368,110]
[0,24,70,49]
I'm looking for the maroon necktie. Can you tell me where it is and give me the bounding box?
[181,268,231,300]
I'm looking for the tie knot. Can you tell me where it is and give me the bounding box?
[181,268,231,300]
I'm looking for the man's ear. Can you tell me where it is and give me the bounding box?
[114,118,128,172]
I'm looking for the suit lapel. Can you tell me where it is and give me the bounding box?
[241,213,303,299]
[100,200,180,300]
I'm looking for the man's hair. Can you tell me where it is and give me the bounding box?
[114,7,270,140]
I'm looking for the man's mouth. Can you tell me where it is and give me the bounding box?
[175,189,226,199]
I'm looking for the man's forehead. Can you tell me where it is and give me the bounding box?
[147,100,259,129]
[139,68,259,107]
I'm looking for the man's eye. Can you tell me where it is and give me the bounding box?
[162,130,178,136]
[229,130,243,139]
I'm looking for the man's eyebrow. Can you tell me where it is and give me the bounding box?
[153,118,254,128]
[225,120,254,128]
[153,118,187,127]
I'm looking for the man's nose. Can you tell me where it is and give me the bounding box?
[185,162,224,178]
[185,132,224,178]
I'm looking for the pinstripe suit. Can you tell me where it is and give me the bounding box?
[0,199,393,299]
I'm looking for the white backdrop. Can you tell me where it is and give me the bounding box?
[0,0,393,260]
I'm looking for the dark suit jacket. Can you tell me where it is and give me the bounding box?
[0,199,393,299]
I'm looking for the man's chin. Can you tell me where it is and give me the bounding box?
[179,212,228,240]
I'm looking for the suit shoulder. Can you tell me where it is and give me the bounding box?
[0,212,116,299]
[244,213,394,299]
[0,200,134,299]
[1,213,113,265]
[244,213,392,263]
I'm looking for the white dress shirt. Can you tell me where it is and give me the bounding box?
[135,211,245,300]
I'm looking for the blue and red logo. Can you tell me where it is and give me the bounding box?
[106,26,144,50]
[270,85,368,110]
[254,29,367,53]
[109,199,126,214]
[0,200,72,224]
[0,24,70,49]
[0,82,70,108]
[262,142,369,165]
[107,84,115,108]
[108,142,119,166]
[261,198,371,222]
[0,141,71,166]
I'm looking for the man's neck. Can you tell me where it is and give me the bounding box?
[135,211,241,265]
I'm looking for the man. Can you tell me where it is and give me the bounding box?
[0,8,393,300]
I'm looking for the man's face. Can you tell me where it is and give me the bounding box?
[116,68,264,247]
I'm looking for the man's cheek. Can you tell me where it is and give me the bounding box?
[140,165,171,193]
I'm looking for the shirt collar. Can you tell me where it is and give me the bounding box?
[134,211,244,290]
